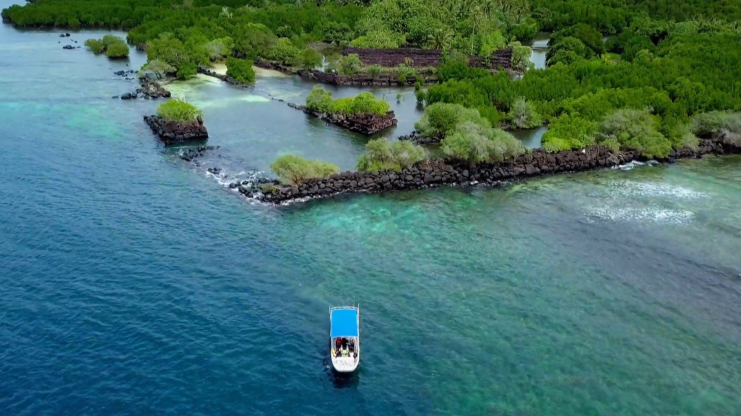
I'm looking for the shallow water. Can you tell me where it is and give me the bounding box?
[1,8,740,416]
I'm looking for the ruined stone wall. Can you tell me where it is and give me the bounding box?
[342,47,514,70]
[143,115,208,145]
[258,138,741,204]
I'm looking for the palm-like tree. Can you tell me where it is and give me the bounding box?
[427,28,454,50]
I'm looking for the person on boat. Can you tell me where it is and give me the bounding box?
[348,338,355,352]
[341,348,348,357]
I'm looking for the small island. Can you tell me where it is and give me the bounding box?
[84,35,129,59]
[144,99,208,145]
[292,86,397,135]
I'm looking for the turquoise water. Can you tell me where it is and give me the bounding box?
[1,9,740,416]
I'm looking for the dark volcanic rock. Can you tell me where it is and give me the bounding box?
[398,130,441,145]
[343,47,513,70]
[143,115,208,145]
[138,79,170,99]
[256,138,741,205]
[178,145,220,161]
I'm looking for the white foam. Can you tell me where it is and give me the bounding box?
[584,206,695,224]
[603,180,709,200]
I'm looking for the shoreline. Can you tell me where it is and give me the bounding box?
[248,136,741,205]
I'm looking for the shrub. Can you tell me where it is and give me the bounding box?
[101,35,125,46]
[84,39,105,54]
[541,114,597,151]
[340,53,362,75]
[415,103,490,139]
[305,87,389,116]
[442,122,525,166]
[139,59,176,79]
[509,41,533,72]
[692,111,741,138]
[270,154,340,185]
[105,42,129,58]
[205,37,233,61]
[349,92,390,115]
[305,85,334,113]
[357,138,426,172]
[597,109,672,158]
[508,98,543,129]
[349,29,404,49]
[368,65,382,77]
[294,48,323,69]
[226,57,255,84]
[157,99,203,123]
[176,63,197,80]
[264,38,299,65]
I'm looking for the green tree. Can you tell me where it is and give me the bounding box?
[264,38,299,65]
[442,121,525,166]
[415,103,491,139]
[105,42,129,59]
[294,48,323,69]
[357,138,426,172]
[508,97,542,128]
[226,57,255,84]
[597,109,672,158]
[84,39,105,54]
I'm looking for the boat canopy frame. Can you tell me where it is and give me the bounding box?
[330,305,359,338]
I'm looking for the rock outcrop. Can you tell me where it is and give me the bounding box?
[139,79,171,99]
[256,138,741,204]
[288,103,397,135]
[143,115,208,145]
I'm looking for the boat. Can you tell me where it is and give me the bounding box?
[329,305,360,373]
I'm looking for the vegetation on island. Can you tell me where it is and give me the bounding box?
[157,99,203,123]
[270,154,340,186]
[226,57,256,84]
[83,35,129,58]
[305,86,390,116]
[356,138,426,172]
[4,0,741,164]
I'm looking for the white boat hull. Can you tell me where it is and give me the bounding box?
[329,305,360,373]
[331,355,359,372]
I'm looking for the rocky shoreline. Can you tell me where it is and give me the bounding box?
[287,103,397,135]
[197,66,253,88]
[143,115,208,145]
[253,60,436,86]
[250,135,741,205]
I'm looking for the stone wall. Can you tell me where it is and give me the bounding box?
[296,69,436,86]
[256,138,741,204]
[143,115,208,145]
[288,104,397,135]
[253,60,435,86]
[342,47,514,70]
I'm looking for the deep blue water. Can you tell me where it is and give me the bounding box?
[1,8,741,416]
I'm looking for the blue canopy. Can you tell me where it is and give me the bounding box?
[331,309,358,338]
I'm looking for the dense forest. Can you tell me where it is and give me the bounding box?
[3,0,740,159]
